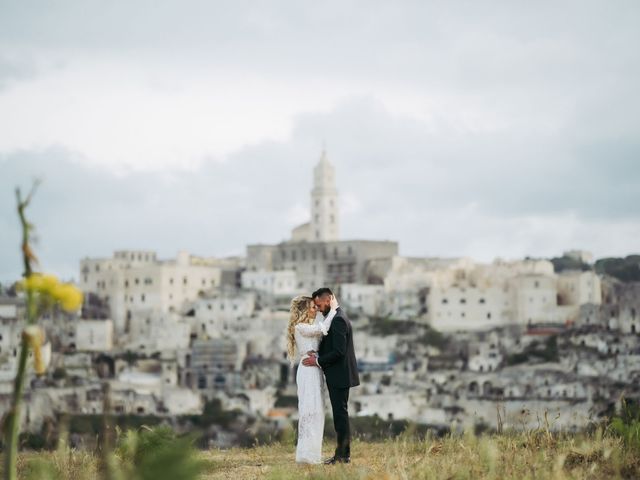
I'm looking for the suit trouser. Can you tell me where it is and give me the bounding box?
[327,386,351,458]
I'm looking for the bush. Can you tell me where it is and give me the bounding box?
[68,415,162,435]
[416,327,448,349]
[114,426,205,480]
[609,399,640,452]
[595,255,640,282]
[185,398,239,429]
[551,256,591,272]
[369,316,417,335]
[274,394,297,408]
[506,336,558,365]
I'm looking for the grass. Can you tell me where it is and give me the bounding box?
[7,430,639,479]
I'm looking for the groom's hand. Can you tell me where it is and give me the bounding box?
[302,351,319,367]
[301,357,318,367]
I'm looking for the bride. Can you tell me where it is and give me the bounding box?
[287,294,338,464]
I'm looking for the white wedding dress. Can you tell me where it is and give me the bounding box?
[294,310,336,464]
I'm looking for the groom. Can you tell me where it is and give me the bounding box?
[302,287,360,464]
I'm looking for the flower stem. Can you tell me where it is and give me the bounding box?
[3,185,39,480]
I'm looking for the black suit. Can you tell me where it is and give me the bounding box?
[317,307,359,459]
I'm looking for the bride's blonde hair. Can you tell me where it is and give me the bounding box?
[287,295,314,363]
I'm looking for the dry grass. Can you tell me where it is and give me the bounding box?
[199,432,640,480]
[6,431,640,479]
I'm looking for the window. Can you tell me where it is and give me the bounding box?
[487,312,492,319]
[125,280,129,288]
[141,294,145,302]
[135,278,139,285]
[460,298,466,304]
[442,298,448,304]
[183,277,188,285]
[479,298,485,304]
[144,278,152,285]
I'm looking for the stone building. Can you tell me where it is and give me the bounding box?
[246,151,398,293]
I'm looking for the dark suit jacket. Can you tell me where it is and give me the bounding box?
[317,307,360,389]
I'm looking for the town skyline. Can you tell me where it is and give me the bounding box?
[2,1,639,283]
[2,146,638,284]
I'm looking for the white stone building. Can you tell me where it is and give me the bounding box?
[426,258,600,332]
[557,271,602,306]
[80,250,223,333]
[75,319,114,351]
[340,284,386,316]
[190,290,256,338]
[241,270,297,297]
[246,151,399,292]
[125,312,191,352]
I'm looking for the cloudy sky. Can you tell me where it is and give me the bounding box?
[1,1,639,282]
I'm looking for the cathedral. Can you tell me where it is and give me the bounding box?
[246,150,398,292]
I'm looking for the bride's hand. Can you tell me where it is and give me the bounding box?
[330,295,339,311]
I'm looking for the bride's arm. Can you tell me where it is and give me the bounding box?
[317,295,339,334]
[295,323,326,338]
[318,308,337,335]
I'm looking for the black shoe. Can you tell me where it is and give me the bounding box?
[324,456,350,465]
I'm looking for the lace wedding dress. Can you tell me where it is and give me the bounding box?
[294,310,336,464]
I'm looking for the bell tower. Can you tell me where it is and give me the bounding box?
[310,149,339,241]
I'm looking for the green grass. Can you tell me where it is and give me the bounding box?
[7,430,640,480]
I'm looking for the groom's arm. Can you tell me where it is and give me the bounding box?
[317,316,347,369]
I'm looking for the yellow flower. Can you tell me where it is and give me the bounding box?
[40,274,60,295]
[20,274,45,292]
[18,273,83,312]
[53,283,84,312]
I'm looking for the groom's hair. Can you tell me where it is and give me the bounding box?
[312,287,333,299]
